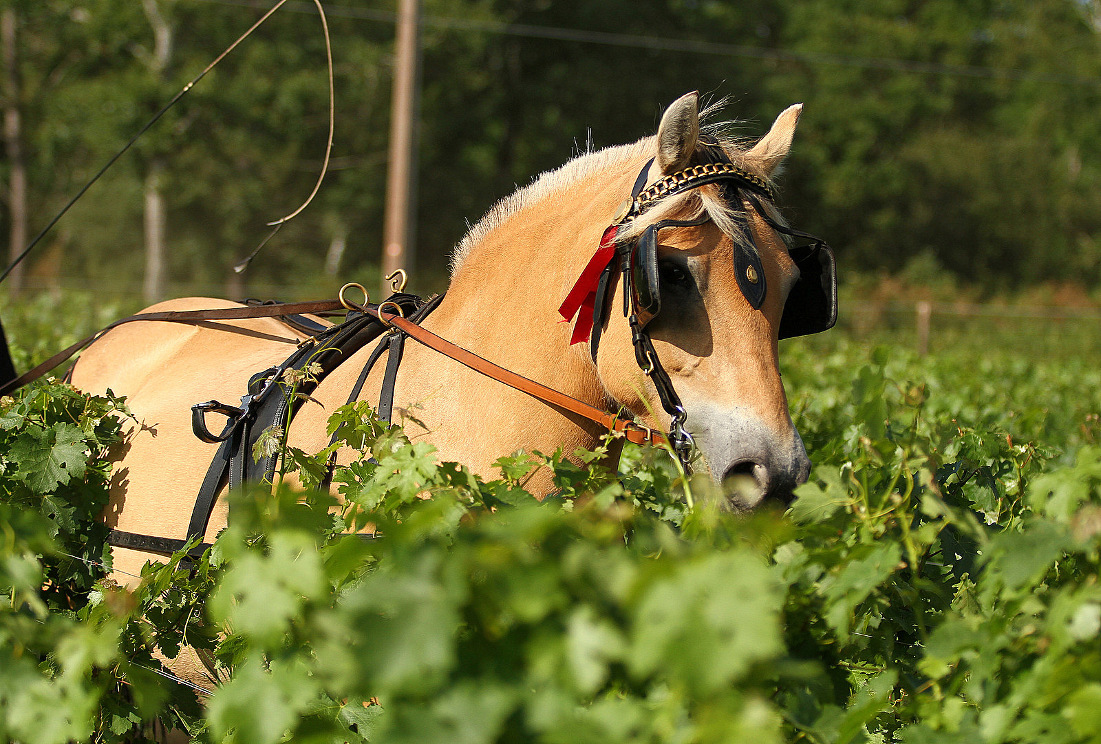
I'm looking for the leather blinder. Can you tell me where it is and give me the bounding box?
[632,226,662,318]
[733,240,767,310]
[778,241,837,339]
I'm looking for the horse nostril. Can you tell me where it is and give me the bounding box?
[722,460,769,508]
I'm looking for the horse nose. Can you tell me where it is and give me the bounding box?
[721,455,804,509]
[721,460,770,506]
[716,432,811,510]
[683,402,812,510]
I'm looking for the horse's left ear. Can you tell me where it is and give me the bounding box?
[746,103,803,177]
[657,91,701,174]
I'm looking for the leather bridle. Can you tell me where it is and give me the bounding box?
[560,140,835,472]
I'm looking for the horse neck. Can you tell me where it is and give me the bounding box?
[412,159,641,449]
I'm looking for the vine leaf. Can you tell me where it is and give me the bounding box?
[9,422,88,492]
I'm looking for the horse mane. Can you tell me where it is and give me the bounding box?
[449,138,652,276]
[448,112,776,277]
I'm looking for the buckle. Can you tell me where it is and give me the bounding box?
[191,400,246,443]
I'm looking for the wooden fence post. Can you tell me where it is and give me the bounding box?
[916,301,932,356]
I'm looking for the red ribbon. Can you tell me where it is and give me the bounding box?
[558,225,619,345]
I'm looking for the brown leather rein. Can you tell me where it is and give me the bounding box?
[0,296,667,450]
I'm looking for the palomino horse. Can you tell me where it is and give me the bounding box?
[71,92,834,589]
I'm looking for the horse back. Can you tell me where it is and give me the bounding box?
[69,297,323,582]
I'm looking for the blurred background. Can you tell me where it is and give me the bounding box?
[2,0,1100,360]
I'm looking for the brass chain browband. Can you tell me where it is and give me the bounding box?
[630,161,775,219]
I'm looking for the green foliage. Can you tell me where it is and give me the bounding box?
[2,329,1101,742]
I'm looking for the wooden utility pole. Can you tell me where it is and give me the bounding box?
[380,0,421,297]
[2,8,27,296]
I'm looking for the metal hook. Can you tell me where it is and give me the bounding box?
[385,269,408,294]
[377,300,405,328]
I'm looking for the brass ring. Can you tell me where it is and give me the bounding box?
[377,300,405,327]
[339,282,370,311]
[385,269,408,293]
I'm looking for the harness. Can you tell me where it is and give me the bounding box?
[88,286,675,560]
[107,291,439,559]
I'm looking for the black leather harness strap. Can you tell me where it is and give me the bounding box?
[317,293,446,491]
[377,331,406,423]
[106,530,211,558]
[0,317,16,391]
[107,295,429,559]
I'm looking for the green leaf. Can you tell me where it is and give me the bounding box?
[982,518,1071,596]
[789,469,848,524]
[207,531,327,646]
[207,655,319,744]
[629,550,783,693]
[823,542,903,636]
[9,423,88,492]
[565,605,625,695]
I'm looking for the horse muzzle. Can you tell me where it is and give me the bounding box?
[684,402,811,509]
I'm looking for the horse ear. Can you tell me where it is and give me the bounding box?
[746,103,803,176]
[657,91,700,174]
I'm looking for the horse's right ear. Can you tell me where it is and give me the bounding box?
[657,91,700,174]
[746,103,803,177]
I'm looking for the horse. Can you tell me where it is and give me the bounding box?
[70,91,835,591]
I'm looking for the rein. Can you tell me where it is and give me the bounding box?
[1,292,667,450]
[0,300,347,397]
[360,299,666,449]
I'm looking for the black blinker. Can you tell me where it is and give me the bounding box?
[632,225,662,318]
[778,241,837,339]
[733,240,767,310]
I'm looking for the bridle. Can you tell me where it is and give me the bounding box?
[559,140,837,472]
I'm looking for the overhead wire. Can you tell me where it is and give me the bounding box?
[0,0,336,284]
[197,0,1101,88]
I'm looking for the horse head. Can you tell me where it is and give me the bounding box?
[560,92,835,508]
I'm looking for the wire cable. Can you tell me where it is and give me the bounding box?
[0,0,298,284]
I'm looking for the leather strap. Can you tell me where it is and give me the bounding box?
[0,317,16,390]
[377,331,405,423]
[108,529,210,558]
[185,436,235,550]
[367,306,665,447]
[0,299,347,396]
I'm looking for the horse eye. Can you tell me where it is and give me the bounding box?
[659,260,691,288]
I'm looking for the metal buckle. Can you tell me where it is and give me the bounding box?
[667,406,696,472]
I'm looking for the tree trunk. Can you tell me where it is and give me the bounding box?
[2,8,28,296]
[381,0,422,296]
[140,0,173,303]
[142,160,166,302]
[325,229,347,277]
